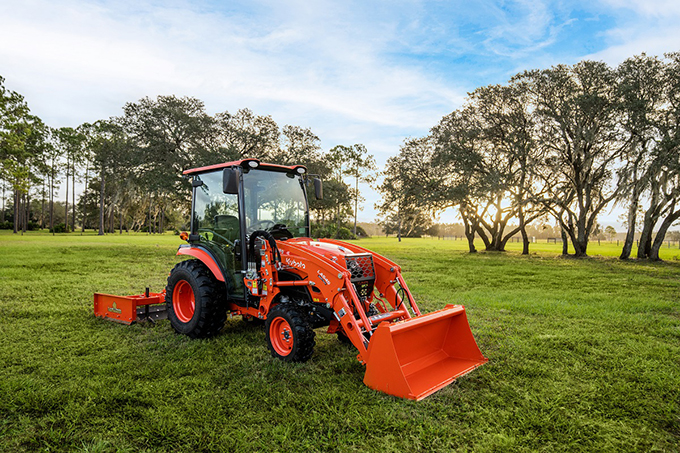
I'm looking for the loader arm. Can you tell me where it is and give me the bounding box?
[279,238,488,400]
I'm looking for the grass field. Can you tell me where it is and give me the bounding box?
[0,231,678,452]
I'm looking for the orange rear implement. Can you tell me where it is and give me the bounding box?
[93,290,167,324]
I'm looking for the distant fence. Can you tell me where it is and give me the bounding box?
[436,236,680,248]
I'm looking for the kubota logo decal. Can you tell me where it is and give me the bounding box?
[317,271,330,285]
[108,302,122,314]
[285,258,306,269]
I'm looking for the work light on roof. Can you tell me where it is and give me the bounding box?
[248,160,259,168]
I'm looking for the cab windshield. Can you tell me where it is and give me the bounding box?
[243,169,310,238]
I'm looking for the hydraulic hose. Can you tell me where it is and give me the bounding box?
[248,230,281,266]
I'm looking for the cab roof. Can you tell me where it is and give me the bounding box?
[183,159,307,176]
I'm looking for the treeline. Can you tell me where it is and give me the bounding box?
[378,52,680,260]
[0,82,375,237]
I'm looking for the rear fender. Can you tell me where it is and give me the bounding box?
[176,245,226,282]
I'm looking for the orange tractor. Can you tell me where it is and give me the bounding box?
[94,159,487,400]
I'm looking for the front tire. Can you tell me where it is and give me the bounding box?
[265,304,315,362]
[166,259,227,339]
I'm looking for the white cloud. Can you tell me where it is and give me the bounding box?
[586,0,680,65]
[599,0,680,17]
[0,0,463,134]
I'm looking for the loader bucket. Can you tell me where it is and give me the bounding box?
[363,304,487,400]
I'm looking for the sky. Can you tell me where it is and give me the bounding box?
[1,0,679,227]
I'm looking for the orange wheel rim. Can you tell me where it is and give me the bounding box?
[270,318,293,356]
[173,280,195,323]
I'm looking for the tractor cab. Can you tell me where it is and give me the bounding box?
[184,159,321,300]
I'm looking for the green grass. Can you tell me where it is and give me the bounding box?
[0,231,678,452]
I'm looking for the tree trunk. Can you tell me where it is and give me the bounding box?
[82,162,89,233]
[353,175,358,237]
[98,169,105,236]
[637,192,661,259]
[573,239,588,257]
[520,227,529,255]
[649,209,680,261]
[49,157,55,234]
[40,180,45,229]
[561,228,568,255]
[334,201,340,239]
[397,210,401,242]
[476,225,491,250]
[620,199,638,260]
[72,165,76,232]
[13,189,18,234]
[23,191,29,233]
[637,216,654,259]
[65,156,69,233]
[461,209,476,253]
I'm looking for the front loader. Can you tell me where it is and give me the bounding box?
[94,159,487,400]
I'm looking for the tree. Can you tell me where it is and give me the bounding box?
[615,54,668,259]
[54,126,86,232]
[432,81,544,254]
[84,120,129,235]
[519,61,627,257]
[121,95,215,233]
[326,143,376,236]
[0,77,46,234]
[325,145,356,237]
[605,225,616,241]
[214,108,279,162]
[276,125,321,165]
[630,53,680,260]
[377,137,440,241]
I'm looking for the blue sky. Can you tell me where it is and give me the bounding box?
[1,0,679,225]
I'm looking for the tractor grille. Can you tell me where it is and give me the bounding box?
[345,253,375,302]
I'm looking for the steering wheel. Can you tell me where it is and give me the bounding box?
[247,220,275,234]
[270,223,293,239]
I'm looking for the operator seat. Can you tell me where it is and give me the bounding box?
[214,215,240,244]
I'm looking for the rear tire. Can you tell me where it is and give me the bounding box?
[265,304,315,362]
[166,259,227,339]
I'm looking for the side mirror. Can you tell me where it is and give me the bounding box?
[223,168,239,194]
[313,178,323,200]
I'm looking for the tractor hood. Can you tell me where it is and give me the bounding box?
[279,238,355,265]
[275,238,384,291]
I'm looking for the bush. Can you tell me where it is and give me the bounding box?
[0,221,11,230]
[311,223,357,240]
[50,223,67,233]
[335,227,356,240]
